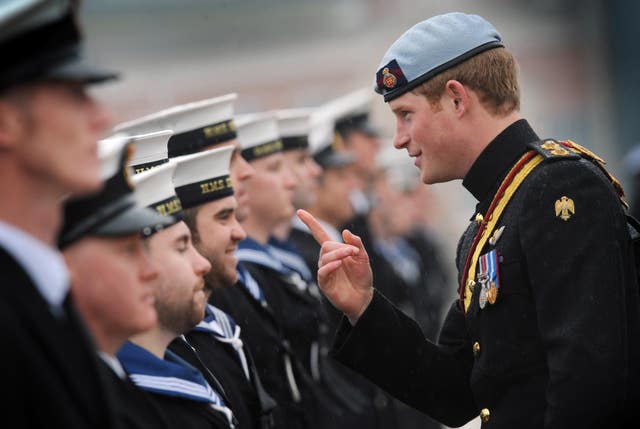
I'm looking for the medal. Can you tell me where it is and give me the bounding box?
[479,286,488,309]
[477,249,501,309]
[487,283,498,305]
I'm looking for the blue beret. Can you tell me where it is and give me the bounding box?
[374,12,503,102]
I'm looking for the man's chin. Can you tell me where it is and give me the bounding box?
[204,272,237,292]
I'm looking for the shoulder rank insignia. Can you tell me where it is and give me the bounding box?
[555,196,575,221]
[527,139,580,160]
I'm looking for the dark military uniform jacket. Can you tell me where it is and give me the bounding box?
[332,120,640,429]
[169,304,276,429]
[0,245,117,429]
[210,265,308,429]
[118,341,234,429]
[98,357,173,429]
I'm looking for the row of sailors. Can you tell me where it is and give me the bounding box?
[60,88,437,429]
[0,2,445,428]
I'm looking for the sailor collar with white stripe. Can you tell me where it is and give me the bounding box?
[117,341,235,426]
[195,304,243,339]
[236,236,288,274]
[236,264,266,306]
[267,236,313,282]
[193,305,251,381]
[237,237,311,293]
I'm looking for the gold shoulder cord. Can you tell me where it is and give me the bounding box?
[560,140,628,208]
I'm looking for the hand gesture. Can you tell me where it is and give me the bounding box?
[296,209,373,323]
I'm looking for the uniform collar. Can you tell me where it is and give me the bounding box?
[118,341,235,426]
[236,236,288,273]
[118,341,219,402]
[192,305,251,381]
[462,119,539,213]
[236,263,266,305]
[0,221,69,314]
[194,304,238,338]
[267,236,313,282]
[98,352,127,380]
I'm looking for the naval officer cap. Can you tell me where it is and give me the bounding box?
[127,130,173,174]
[236,113,283,162]
[374,12,503,102]
[58,136,174,249]
[0,0,117,92]
[114,94,237,158]
[173,145,234,210]
[132,161,183,231]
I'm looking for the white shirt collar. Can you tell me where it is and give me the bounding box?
[99,352,127,380]
[290,215,343,243]
[0,221,69,310]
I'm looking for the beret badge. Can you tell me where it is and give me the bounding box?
[376,59,408,92]
[382,68,397,89]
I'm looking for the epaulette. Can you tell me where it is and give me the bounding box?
[527,139,580,160]
[559,139,628,208]
[528,139,627,208]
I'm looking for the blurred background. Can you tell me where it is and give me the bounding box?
[82,1,640,424]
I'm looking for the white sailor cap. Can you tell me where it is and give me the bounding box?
[374,12,503,102]
[274,108,313,151]
[308,112,355,169]
[236,113,283,162]
[114,93,237,158]
[58,136,172,248]
[132,161,182,227]
[127,130,173,174]
[173,145,234,209]
[317,88,378,137]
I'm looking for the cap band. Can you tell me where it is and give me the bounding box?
[175,174,234,209]
[241,139,283,161]
[150,195,183,218]
[131,158,169,175]
[168,119,237,158]
[281,135,309,151]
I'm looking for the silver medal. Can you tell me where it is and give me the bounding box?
[479,284,488,309]
[477,272,488,309]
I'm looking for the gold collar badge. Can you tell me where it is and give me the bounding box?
[555,196,575,221]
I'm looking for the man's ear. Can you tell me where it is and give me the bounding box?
[0,100,24,150]
[444,80,469,117]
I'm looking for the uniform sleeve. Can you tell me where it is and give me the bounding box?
[518,159,630,428]
[331,291,478,427]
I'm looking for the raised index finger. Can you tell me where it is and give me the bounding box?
[296,209,332,245]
